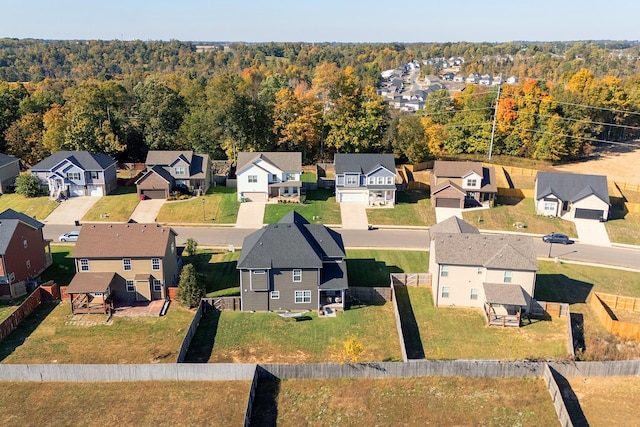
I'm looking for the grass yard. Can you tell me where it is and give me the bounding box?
[40,244,76,286]
[0,302,194,364]
[0,299,23,323]
[183,250,240,297]
[264,189,341,224]
[568,376,640,427]
[462,197,577,237]
[408,287,569,360]
[605,210,640,245]
[345,250,429,287]
[197,304,401,363]
[274,377,558,426]
[366,190,436,226]
[82,186,140,222]
[0,193,58,221]
[156,185,239,224]
[0,381,251,426]
[300,172,317,183]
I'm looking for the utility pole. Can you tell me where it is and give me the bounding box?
[488,79,502,161]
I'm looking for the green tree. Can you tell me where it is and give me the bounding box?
[184,237,198,256]
[15,174,42,197]
[4,112,47,165]
[176,264,204,309]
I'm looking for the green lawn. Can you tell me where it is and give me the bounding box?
[367,190,436,226]
[183,250,240,297]
[300,172,317,183]
[0,300,22,323]
[82,186,140,222]
[0,193,58,221]
[345,249,429,287]
[408,287,569,360]
[264,189,341,224]
[156,185,239,224]
[604,210,640,246]
[40,244,76,286]
[462,197,577,237]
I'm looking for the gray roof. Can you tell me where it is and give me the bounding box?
[334,153,396,175]
[30,151,116,171]
[0,153,18,167]
[146,150,194,166]
[0,211,45,254]
[67,272,116,294]
[433,234,538,271]
[433,161,497,193]
[483,282,528,306]
[0,208,44,229]
[536,172,609,204]
[135,165,174,185]
[430,216,479,235]
[236,152,302,174]
[319,261,348,290]
[237,211,345,270]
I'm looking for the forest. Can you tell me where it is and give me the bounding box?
[1,38,639,166]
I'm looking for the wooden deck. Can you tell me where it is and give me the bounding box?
[484,303,521,327]
[71,294,113,315]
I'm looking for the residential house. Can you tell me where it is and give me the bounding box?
[237,211,348,312]
[70,223,180,305]
[30,151,117,198]
[235,152,302,202]
[466,73,480,84]
[0,209,52,299]
[431,161,497,208]
[507,76,519,85]
[453,74,466,83]
[137,150,212,199]
[0,153,20,194]
[429,217,539,326]
[334,153,397,206]
[478,74,493,86]
[534,172,610,220]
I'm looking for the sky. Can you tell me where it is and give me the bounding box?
[2,0,639,43]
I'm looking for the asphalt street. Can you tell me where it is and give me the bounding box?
[43,224,640,270]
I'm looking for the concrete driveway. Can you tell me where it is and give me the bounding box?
[129,199,165,224]
[571,218,612,247]
[43,196,101,225]
[435,207,463,223]
[340,203,369,230]
[235,201,265,229]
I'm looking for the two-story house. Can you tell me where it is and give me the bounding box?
[235,152,302,202]
[431,161,497,209]
[429,216,538,327]
[334,153,397,206]
[0,153,20,194]
[30,151,117,198]
[70,223,180,305]
[0,209,53,299]
[237,211,348,312]
[136,150,212,199]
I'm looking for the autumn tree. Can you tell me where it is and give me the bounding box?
[4,113,47,165]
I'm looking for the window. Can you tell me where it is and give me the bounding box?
[544,202,556,212]
[283,187,289,194]
[80,259,89,271]
[440,265,449,277]
[272,174,278,181]
[346,175,358,185]
[293,269,302,282]
[123,258,132,271]
[23,240,28,248]
[470,288,479,300]
[152,258,160,271]
[126,280,135,292]
[441,286,450,298]
[174,167,185,175]
[504,271,512,283]
[90,171,99,180]
[171,242,175,253]
[477,267,483,275]
[377,176,384,185]
[368,177,375,185]
[66,172,81,181]
[466,178,477,187]
[26,260,31,269]
[295,290,311,303]
[153,280,162,292]
[248,175,258,183]
[253,269,265,275]
[386,176,393,185]
[270,291,280,299]
[286,173,296,181]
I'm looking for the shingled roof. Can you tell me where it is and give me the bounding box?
[536,172,609,204]
[432,160,497,193]
[0,209,45,255]
[73,223,177,258]
[429,216,479,235]
[334,153,396,175]
[236,152,302,174]
[0,153,18,168]
[145,150,194,166]
[30,151,116,171]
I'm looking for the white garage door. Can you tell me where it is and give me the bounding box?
[88,185,103,196]
[69,185,85,197]
[242,192,267,202]
[339,192,366,203]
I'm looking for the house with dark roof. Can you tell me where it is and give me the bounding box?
[0,153,20,194]
[70,223,180,309]
[235,152,302,202]
[30,151,117,198]
[431,161,497,209]
[136,150,212,199]
[0,209,52,299]
[237,211,348,312]
[334,153,397,206]
[429,218,538,327]
[534,172,610,221]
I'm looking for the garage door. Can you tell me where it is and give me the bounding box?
[88,185,103,196]
[142,189,166,200]
[575,208,604,220]
[435,198,461,208]
[69,185,85,197]
[339,192,366,203]
[242,192,266,202]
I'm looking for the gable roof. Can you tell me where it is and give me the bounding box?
[536,172,609,204]
[334,153,396,175]
[146,150,194,166]
[0,208,44,229]
[237,211,345,270]
[135,165,174,185]
[433,233,538,271]
[30,151,116,171]
[67,272,116,294]
[73,223,177,259]
[433,160,483,178]
[0,153,18,168]
[430,216,479,235]
[236,152,302,174]
[483,282,528,306]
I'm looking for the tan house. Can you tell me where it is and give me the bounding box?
[69,224,180,310]
[136,150,212,199]
[431,161,496,209]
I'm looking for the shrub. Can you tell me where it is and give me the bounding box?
[184,237,198,256]
[15,174,41,198]
[176,264,204,308]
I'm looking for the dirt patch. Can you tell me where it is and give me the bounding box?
[569,376,640,426]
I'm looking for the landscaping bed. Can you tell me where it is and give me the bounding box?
[264,189,341,224]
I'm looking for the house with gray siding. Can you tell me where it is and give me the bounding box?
[30,151,117,199]
[431,161,496,209]
[0,153,20,194]
[534,172,609,221]
[138,150,212,199]
[334,153,397,206]
[237,211,347,312]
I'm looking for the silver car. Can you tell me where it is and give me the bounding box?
[59,231,79,242]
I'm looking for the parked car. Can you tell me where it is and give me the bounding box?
[59,231,79,242]
[542,233,571,244]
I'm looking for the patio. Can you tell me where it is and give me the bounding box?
[112,300,167,317]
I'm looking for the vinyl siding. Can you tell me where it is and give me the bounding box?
[241,267,320,311]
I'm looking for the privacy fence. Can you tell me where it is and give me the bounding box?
[0,283,56,342]
[588,291,640,340]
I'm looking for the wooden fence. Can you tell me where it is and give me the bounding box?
[390,284,408,362]
[390,273,431,287]
[542,364,574,427]
[408,161,435,172]
[615,181,640,193]
[530,300,574,358]
[244,368,260,427]
[0,286,47,342]
[346,287,392,304]
[500,165,538,178]
[588,291,640,340]
[202,296,241,311]
[497,187,535,198]
[624,202,640,214]
[176,300,205,363]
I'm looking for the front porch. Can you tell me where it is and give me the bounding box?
[368,188,395,207]
[268,181,302,202]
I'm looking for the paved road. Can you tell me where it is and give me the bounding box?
[43,224,640,270]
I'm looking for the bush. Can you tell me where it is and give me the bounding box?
[176,264,204,308]
[184,237,198,256]
[15,174,42,198]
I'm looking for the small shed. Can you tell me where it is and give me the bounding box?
[66,272,116,315]
[483,282,528,327]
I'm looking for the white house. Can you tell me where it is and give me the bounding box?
[334,153,396,206]
[534,172,610,220]
[235,152,302,202]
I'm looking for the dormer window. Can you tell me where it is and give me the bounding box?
[175,167,186,175]
[467,178,477,187]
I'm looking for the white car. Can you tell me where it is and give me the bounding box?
[59,231,79,242]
